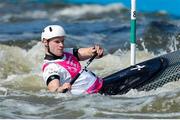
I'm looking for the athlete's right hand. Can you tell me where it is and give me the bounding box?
[57,83,71,93]
[91,44,104,58]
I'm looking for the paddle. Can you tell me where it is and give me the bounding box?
[62,53,97,93]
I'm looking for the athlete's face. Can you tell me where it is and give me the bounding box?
[48,36,65,56]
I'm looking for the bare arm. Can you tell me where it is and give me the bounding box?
[78,45,104,61]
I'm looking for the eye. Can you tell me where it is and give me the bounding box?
[54,40,64,44]
[55,40,60,43]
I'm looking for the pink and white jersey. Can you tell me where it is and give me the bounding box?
[42,48,103,95]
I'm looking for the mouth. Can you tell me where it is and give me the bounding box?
[58,48,64,50]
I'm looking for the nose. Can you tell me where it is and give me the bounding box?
[58,42,64,47]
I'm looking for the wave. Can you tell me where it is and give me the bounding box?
[52,3,125,19]
[0,3,126,23]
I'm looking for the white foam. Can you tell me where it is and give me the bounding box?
[121,80,180,98]
[24,10,48,19]
[26,42,44,71]
[0,3,125,22]
[0,44,31,79]
[0,86,8,96]
[1,99,48,115]
[88,50,154,77]
[52,3,125,20]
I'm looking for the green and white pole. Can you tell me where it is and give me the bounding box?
[130,0,136,65]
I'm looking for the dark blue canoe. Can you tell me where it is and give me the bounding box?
[99,50,180,95]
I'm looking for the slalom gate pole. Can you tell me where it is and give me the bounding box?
[130,0,136,65]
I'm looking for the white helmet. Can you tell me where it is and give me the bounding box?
[41,25,66,41]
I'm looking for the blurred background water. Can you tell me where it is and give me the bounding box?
[0,0,180,119]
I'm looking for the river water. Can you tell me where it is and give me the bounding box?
[0,0,180,119]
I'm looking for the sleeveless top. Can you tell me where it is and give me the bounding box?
[42,48,103,95]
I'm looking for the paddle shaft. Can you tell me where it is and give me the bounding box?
[62,54,97,93]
